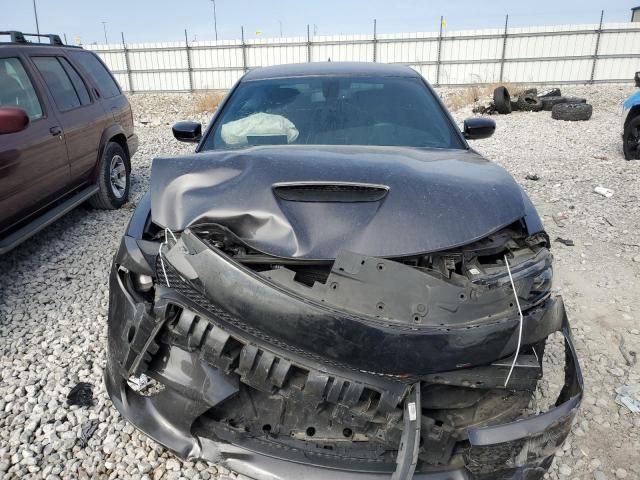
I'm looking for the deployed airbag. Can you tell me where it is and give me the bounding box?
[221,113,299,145]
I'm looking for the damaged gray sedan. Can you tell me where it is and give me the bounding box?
[106,63,583,480]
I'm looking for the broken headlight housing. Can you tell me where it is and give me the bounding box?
[529,265,553,301]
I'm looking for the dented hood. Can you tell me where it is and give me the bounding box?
[150,145,526,259]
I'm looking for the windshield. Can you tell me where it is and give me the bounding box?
[201,75,464,150]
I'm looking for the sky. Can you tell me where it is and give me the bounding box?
[3,0,639,45]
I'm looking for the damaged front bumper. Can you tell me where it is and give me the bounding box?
[106,227,583,480]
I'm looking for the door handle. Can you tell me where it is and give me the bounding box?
[50,126,62,137]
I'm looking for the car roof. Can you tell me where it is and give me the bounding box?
[242,62,422,81]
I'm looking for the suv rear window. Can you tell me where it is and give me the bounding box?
[58,57,91,105]
[32,56,90,111]
[0,58,43,120]
[69,51,121,99]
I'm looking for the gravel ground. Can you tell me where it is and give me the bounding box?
[1,85,639,480]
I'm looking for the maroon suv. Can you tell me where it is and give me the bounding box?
[0,31,137,254]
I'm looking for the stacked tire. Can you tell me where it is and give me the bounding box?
[517,94,543,112]
[542,96,587,111]
[491,86,592,121]
[551,103,593,121]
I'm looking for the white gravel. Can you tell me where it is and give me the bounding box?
[1,85,639,480]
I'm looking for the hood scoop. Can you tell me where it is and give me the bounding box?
[273,182,389,203]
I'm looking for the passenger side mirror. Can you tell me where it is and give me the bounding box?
[0,107,29,134]
[463,117,496,140]
[172,121,202,143]
[635,71,640,88]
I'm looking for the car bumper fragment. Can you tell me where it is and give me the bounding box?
[106,231,583,480]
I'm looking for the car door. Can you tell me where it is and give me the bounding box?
[0,55,69,234]
[30,54,108,185]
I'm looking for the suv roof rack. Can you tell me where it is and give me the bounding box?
[0,31,65,46]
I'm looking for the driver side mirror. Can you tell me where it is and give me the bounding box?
[0,107,29,135]
[463,117,496,140]
[172,121,202,143]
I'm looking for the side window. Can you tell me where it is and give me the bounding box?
[69,51,120,98]
[0,57,43,120]
[32,56,86,111]
[58,57,91,105]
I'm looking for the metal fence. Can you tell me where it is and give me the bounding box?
[86,16,640,93]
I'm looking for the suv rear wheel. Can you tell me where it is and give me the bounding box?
[90,141,131,209]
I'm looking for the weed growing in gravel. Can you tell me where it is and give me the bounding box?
[194,91,226,114]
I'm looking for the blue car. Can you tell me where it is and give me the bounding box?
[623,72,640,160]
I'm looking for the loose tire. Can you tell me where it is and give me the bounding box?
[514,87,538,97]
[517,94,543,112]
[541,96,567,111]
[623,115,640,160]
[563,97,587,105]
[551,103,593,121]
[493,86,512,114]
[89,141,131,209]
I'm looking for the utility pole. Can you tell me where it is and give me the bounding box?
[279,20,283,37]
[33,0,40,37]
[210,0,218,41]
[101,22,108,44]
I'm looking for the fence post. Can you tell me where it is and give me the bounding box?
[499,15,509,83]
[184,29,194,92]
[121,32,134,93]
[373,19,378,63]
[590,10,604,84]
[435,16,443,86]
[307,24,312,62]
[241,26,248,72]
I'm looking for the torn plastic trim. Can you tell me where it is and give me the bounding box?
[468,311,582,446]
[392,383,421,480]
[106,210,581,480]
[463,312,583,477]
[158,229,563,375]
[259,247,552,326]
[108,265,411,447]
[105,259,582,479]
